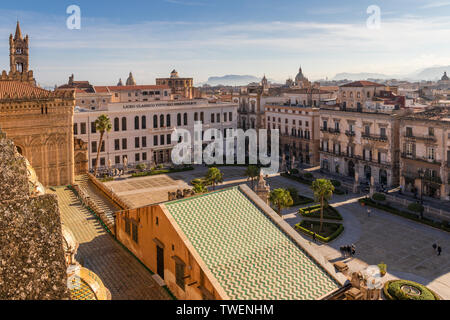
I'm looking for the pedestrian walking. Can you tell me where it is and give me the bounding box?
[432,243,437,251]
[367,208,371,217]
[437,246,442,256]
[312,232,316,243]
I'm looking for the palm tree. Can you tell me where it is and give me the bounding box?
[205,167,224,190]
[245,165,260,189]
[311,179,335,233]
[269,188,293,216]
[93,114,112,177]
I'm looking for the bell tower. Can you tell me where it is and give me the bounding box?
[9,21,29,74]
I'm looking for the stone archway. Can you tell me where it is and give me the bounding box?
[348,161,355,178]
[379,169,387,185]
[364,165,372,182]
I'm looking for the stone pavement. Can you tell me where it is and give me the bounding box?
[50,186,172,300]
[274,175,450,300]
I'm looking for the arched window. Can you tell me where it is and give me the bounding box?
[153,115,158,128]
[135,116,139,130]
[177,113,182,126]
[194,112,198,121]
[167,114,171,127]
[160,115,165,127]
[184,113,188,126]
[211,113,215,123]
[200,112,204,122]
[142,116,146,129]
[114,117,120,132]
[122,117,127,131]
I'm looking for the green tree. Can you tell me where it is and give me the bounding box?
[311,179,335,233]
[205,167,224,190]
[193,183,208,194]
[93,114,112,176]
[269,188,293,216]
[245,165,260,189]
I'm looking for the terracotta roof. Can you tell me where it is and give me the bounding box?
[340,81,384,88]
[0,81,51,99]
[94,85,170,93]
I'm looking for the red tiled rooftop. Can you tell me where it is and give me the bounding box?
[94,85,170,93]
[0,81,51,99]
[340,81,385,88]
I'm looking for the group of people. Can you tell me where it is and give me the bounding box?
[432,243,443,256]
[340,244,356,258]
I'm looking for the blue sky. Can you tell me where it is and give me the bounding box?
[0,0,449,86]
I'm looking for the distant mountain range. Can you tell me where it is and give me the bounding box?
[203,75,263,86]
[333,65,450,81]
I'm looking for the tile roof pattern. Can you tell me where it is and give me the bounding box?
[340,80,384,88]
[0,81,51,99]
[94,85,170,93]
[165,187,339,300]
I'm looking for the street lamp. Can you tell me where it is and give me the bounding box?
[418,168,424,204]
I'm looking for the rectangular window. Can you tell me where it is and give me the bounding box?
[100,141,105,152]
[160,135,165,145]
[229,112,232,122]
[429,127,434,137]
[115,155,120,164]
[167,134,171,145]
[135,137,140,149]
[142,136,147,148]
[224,113,228,122]
[175,262,185,290]
[122,138,127,150]
[406,127,413,137]
[91,141,97,153]
[154,136,158,146]
[135,153,140,162]
[380,127,386,137]
[80,123,87,135]
[73,123,78,135]
[91,122,97,134]
[100,158,105,166]
[115,139,120,151]
[125,219,131,235]
[142,152,147,161]
[132,223,138,243]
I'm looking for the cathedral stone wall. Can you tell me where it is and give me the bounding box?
[0,132,70,300]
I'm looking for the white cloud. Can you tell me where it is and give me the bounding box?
[0,9,450,85]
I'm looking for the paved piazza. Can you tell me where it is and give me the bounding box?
[105,166,450,299]
[50,187,172,300]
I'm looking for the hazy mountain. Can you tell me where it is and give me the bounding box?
[333,72,392,81]
[333,66,450,82]
[412,66,450,81]
[205,75,262,86]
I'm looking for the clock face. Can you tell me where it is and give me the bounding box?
[16,48,22,54]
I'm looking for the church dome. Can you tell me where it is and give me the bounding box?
[126,72,136,86]
[441,72,449,81]
[295,67,306,82]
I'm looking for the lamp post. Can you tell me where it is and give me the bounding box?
[418,168,424,204]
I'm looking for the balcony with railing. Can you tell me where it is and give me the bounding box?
[401,153,441,166]
[403,133,437,142]
[320,127,340,135]
[345,130,356,137]
[362,133,388,142]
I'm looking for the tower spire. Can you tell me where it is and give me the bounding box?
[14,21,22,40]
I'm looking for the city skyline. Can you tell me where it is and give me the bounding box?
[0,0,450,86]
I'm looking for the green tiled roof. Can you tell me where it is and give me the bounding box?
[165,187,339,300]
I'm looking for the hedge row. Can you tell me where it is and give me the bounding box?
[359,198,450,233]
[281,173,313,186]
[299,205,343,221]
[383,280,440,300]
[295,221,344,243]
[131,166,194,178]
